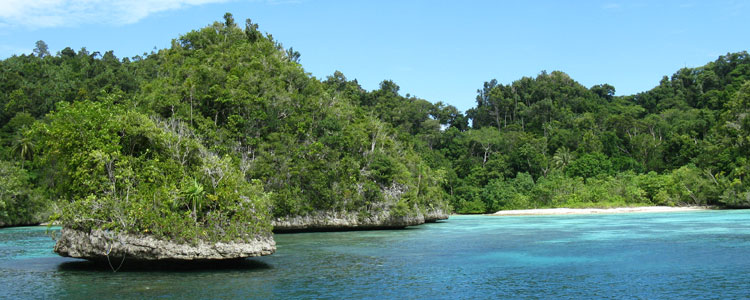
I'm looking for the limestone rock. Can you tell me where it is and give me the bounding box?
[271,182,450,232]
[272,210,425,233]
[424,208,449,223]
[54,227,275,261]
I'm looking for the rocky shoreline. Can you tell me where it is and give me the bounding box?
[54,227,275,261]
[51,209,449,262]
[272,211,424,233]
[424,208,450,223]
[272,208,450,233]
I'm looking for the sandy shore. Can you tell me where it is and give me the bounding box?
[488,206,711,216]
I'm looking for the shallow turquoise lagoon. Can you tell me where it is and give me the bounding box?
[2,210,750,299]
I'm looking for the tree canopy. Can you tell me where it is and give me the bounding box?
[1,13,749,230]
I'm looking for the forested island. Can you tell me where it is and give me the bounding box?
[1,14,749,260]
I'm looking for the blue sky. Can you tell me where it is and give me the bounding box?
[1,0,749,112]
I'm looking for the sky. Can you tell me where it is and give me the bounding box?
[1,0,749,113]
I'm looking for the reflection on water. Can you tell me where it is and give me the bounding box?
[2,210,750,299]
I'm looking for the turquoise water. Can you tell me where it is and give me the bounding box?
[2,211,750,299]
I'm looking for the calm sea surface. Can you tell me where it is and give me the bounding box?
[2,211,750,299]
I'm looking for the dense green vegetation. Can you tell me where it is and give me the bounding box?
[0,14,447,236]
[0,160,49,226]
[136,17,446,219]
[326,56,750,213]
[444,56,750,212]
[34,99,271,241]
[1,13,749,232]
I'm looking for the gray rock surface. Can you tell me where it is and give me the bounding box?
[424,208,449,222]
[272,210,425,232]
[54,227,275,261]
[272,183,450,232]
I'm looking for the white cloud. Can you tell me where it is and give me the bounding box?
[267,0,302,4]
[0,0,232,28]
[602,3,622,10]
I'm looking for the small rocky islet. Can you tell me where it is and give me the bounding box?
[54,228,275,261]
[37,15,451,263]
[54,207,448,262]
[271,208,449,233]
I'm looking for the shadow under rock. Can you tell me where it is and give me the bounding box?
[57,257,273,272]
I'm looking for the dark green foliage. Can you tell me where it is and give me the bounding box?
[340,52,750,213]
[0,46,144,128]
[435,51,750,213]
[566,153,613,179]
[0,14,450,234]
[0,160,49,226]
[1,13,749,224]
[135,18,447,219]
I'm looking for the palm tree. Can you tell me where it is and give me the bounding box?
[183,179,205,223]
[10,130,34,169]
[552,146,574,170]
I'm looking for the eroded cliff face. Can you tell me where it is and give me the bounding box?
[271,210,425,233]
[271,207,450,232]
[424,208,449,223]
[54,228,275,261]
[272,183,449,232]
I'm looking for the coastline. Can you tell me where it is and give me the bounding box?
[487,206,713,216]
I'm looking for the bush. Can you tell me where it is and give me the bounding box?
[0,161,50,226]
[35,100,272,242]
[638,165,720,206]
[720,179,750,207]
[566,153,613,179]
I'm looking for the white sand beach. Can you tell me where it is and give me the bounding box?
[488,206,711,216]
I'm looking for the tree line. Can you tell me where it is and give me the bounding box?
[1,14,749,235]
